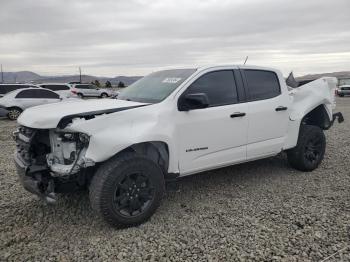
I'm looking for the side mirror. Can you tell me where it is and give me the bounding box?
[178,93,209,111]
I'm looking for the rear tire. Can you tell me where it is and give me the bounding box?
[89,152,165,227]
[101,93,108,98]
[287,125,326,171]
[7,107,22,120]
[77,93,84,98]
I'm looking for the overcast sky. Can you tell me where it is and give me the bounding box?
[1,0,349,77]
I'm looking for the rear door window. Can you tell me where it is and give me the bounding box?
[35,89,60,99]
[76,85,95,89]
[243,70,281,101]
[15,89,37,98]
[43,85,70,91]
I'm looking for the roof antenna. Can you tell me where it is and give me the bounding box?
[243,56,249,65]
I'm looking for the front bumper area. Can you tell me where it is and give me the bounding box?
[14,153,56,203]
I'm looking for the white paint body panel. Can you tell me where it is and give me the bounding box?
[17,65,337,176]
[283,77,337,149]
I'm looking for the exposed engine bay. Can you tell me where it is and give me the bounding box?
[47,130,94,175]
[13,125,95,202]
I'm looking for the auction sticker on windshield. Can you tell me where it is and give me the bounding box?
[162,78,182,83]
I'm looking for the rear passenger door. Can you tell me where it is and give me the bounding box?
[79,85,97,96]
[241,69,291,159]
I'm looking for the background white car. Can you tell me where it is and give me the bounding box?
[336,85,350,97]
[38,83,77,98]
[0,88,61,120]
[71,84,116,98]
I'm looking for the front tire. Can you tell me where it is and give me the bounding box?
[287,125,326,171]
[7,107,22,120]
[89,153,165,227]
[101,93,108,98]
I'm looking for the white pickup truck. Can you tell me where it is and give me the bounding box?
[14,65,343,227]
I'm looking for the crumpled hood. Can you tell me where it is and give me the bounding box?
[18,99,147,129]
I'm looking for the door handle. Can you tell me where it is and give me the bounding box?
[275,106,288,111]
[230,112,246,118]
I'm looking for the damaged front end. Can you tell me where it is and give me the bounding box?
[13,125,95,202]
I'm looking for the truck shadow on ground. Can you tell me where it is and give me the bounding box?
[16,153,298,229]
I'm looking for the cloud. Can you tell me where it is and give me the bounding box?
[0,0,349,76]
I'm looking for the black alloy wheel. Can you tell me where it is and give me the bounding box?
[113,172,155,217]
[89,153,165,227]
[303,136,323,166]
[287,125,326,171]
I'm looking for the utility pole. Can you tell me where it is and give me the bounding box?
[1,64,3,83]
[79,67,82,83]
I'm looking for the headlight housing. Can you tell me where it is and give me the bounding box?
[60,132,90,145]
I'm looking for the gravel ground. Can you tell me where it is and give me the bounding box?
[1,98,349,261]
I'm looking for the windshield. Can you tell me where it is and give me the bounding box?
[118,69,196,103]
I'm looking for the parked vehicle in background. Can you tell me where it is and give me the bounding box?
[0,88,61,120]
[38,83,76,98]
[336,85,350,97]
[0,84,40,97]
[14,65,344,227]
[71,84,116,98]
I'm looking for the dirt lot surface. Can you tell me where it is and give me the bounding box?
[0,98,349,261]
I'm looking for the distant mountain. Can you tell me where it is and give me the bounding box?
[111,76,142,86]
[296,71,350,81]
[1,71,142,86]
[2,71,41,83]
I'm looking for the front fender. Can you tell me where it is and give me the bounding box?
[66,103,179,173]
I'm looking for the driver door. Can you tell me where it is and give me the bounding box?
[176,70,248,175]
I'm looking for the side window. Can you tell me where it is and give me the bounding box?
[0,86,5,94]
[35,90,60,99]
[15,89,37,98]
[76,85,95,89]
[244,70,281,101]
[45,85,69,91]
[185,70,238,106]
[0,85,17,94]
[58,85,70,91]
